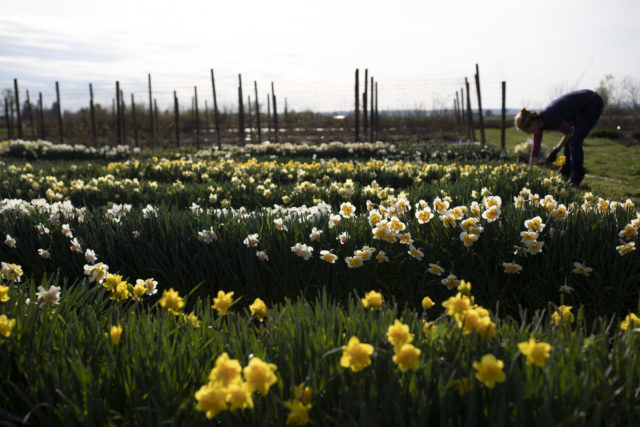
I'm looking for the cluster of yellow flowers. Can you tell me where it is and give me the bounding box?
[357,286,555,391]
[0,261,21,341]
[194,352,279,420]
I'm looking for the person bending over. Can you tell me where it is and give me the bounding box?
[514,89,604,186]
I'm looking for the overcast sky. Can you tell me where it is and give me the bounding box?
[1,0,639,113]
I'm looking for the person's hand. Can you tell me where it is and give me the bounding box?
[545,147,559,164]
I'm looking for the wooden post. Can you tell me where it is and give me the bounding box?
[354,68,359,142]
[465,78,475,142]
[120,89,127,144]
[370,76,374,142]
[131,93,139,147]
[13,79,23,139]
[363,69,368,140]
[253,82,261,144]
[375,81,379,141]
[204,99,210,140]
[89,84,97,146]
[284,97,289,132]
[55,81,63,143]
[460,88,466,138]
[266,93,271,140]
[455,91,462,136]
[115,82,122,145]
[174,90,180,146]
[271,82,278,143]
[210,69,221,149]
[38,92,44,139]
[147,74,154,147]
[154,99,159,144]
[247,95,254,143]
[474,64,486,146]
[26,90,35,139]
[194,86,200,148]
[3,98,11,139]
[238,74,245,146]
[501,81,506,151]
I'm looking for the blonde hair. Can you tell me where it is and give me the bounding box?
[514,108,540,131]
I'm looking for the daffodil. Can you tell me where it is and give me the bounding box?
[442,293,471,322]
[195,382,228,419]
[243,357,278,394]
[621,313,640,330]
[208,352,242,387]
[339,202,356,218]
[1,262,23,283]
[375,251,390,263]
[249,298,268,321]
[518,337,552,368]
[340,336,374,372]
[226,380,254,411]
[617,242,636,256]
[572,262,593,276]
[551,305,574,325]
[392,343,421,372]
[428,263,444,276]
[524,216,545,232]
[473,354,506,389]
[345,256,364,268]
[285,400,312,425]
[387,319,413,348]
[212,290,235,315]
[4,234,16,248]
[421,296,435,310]
[361,290,383,310]
[109,325,122,346]
[35,285,61,306]
[0,285,9,302]
[441,274,460,290]
[0,314,16,339]
[159,288,185,315]
[407,245,424,260]
[502,261,523,274]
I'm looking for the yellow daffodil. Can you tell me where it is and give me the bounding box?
[340,336,374,372]
[285,400,312,425]
[473,354,506,389]
[551,305,574,326]
[421,296,435,310]
[442,293,471,323]
[361,290,383,310]
[243,357,278,394]
[518,337,552,368]
[0,285,9,302]
[0,314,16,339]
[387,319,414,348]
[226,380,254,411]
[212,290,235,315]
[392,343,421,372]
[621,313,640,330]
[208,352,242,387]
[249,298,268,321]
[109,325,122,346]
[195,382,228,419]
[159,288,185,315]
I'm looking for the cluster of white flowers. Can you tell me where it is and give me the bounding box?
[0,139,139,160]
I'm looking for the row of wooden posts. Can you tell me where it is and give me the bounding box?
[450,64,507,150]
[4,64,507,150]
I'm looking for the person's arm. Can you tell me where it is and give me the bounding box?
[529,132,543,167]
[544,120,574,163]
[552,120,574,152]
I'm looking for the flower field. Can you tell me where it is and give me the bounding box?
[1,139,639,425]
